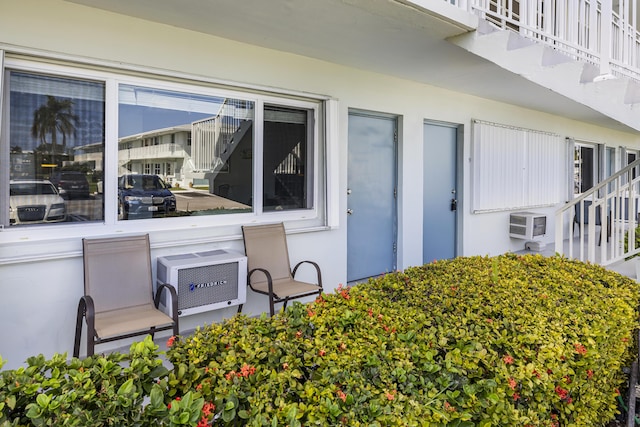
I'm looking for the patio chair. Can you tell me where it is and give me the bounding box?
[73,234,178,358]
[239,222,323,316]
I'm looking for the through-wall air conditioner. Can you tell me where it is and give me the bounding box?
[156,249,247,317]
[509,212,547,240]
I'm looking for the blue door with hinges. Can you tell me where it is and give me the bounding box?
[347,112,397,282]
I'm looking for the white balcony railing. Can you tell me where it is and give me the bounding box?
[555,158,640,266]
[118,144,187,163]
[447,0,640,81]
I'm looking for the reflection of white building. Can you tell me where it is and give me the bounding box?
[73,142,104,172]
[118,124,191,185]
[118,99,253,189]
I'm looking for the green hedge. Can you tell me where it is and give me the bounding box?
[166,254,640,426]
[0,338,211,427]
[1,254,639,426]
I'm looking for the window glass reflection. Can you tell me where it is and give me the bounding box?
[118,85,254,220]
[8,71,105,226]
[263,105,312,211]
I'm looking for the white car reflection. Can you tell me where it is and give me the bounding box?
[9,180,67,225]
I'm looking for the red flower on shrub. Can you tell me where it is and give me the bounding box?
[295,331,303,339]
[337,390,347,402]
[508,377,517,390]
[368,308,373,317]
[225,371,236,381]
[574,343,587,355]
[239,363,256,378]
[319,349,326,357]
[587,369,594,379]
[385,390,396,401]
[166,336,176,347]
[202,402,215,416]
[555,386,568,400]
[503,355,514,365]
[444,401,456,412]
[513,392,520,401]
[337,284,351,299]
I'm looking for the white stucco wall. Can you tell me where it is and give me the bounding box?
[1,0,640,369]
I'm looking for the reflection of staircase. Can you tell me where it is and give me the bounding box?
[211,119,252,174]
[190,99,252,174]
[449,20,640,132]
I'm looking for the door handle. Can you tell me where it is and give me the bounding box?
[347,209,353,215]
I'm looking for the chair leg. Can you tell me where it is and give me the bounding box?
[85,309,95,358]
[269,297,276,317]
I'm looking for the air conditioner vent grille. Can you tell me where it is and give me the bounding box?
[156,249,247,317]
[177,262,239,310]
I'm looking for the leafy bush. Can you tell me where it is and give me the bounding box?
[0,336,213,427]
[1,254,638,426]
[166,254,640,426]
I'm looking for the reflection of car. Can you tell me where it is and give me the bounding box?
[49,171,90,199]
[118,174,176,220]
[9,180,67,225]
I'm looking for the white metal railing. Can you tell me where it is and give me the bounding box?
[191,99,250,172]
[448,0,640,81]
[555,158,640,265]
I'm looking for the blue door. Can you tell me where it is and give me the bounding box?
[347,112,397,283]
[423,122,458,263]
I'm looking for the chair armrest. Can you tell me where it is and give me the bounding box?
[74,295,96,358]
[292,260,323,287]
[78,295,96,323]
[155,283,178,315]
[248,267,274,294]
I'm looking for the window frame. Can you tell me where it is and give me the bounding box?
[1,56,329,243]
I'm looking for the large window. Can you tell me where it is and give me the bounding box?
[1,60,325,231]
[4,71,105,227]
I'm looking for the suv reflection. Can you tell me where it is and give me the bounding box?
[49,171,90,199]
[118,174,176,220]
[9,180,67,225]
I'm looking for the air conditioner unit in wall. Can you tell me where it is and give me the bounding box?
[509,212,547,240]
[156,249,247,317]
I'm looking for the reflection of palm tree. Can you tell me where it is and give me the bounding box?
[31,95,78,164]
